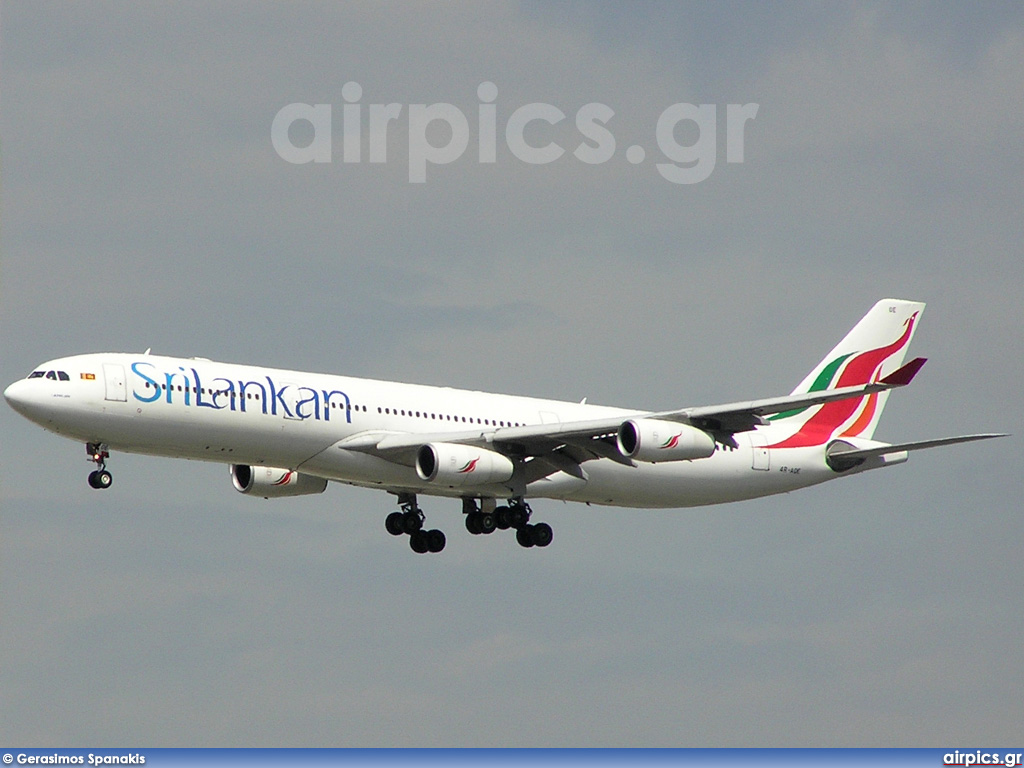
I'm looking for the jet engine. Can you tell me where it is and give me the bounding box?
[416,443,515,487]
[617,419,716,463]
[230,464,328,498]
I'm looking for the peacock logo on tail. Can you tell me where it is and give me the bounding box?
[767,312,918,449]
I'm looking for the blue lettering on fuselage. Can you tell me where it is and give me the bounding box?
[322,389,351,423]
[238,379,267,414]
[295,387,320,420]
[130,361,350,423]
[131,362,161,403]
[266,377,290,417]
[211,378,236,410]
[191,368,220,409]
[164,370,190,405]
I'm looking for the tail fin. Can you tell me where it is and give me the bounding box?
[767,299,925,445]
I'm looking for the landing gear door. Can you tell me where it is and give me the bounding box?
[749,432,770,471]
[102,364,127,402]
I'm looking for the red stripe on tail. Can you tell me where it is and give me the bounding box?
[768,312,918,448]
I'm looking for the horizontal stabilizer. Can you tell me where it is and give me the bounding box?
[827,432,1008,470]
[879,357,926,386]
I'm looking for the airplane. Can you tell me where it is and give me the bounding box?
[4,298,1006,554]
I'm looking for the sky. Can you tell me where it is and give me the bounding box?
[2,0,1023,747]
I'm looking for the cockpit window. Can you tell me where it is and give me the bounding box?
[28,370,70,381]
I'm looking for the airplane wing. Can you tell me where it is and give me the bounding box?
[337,357,931,477]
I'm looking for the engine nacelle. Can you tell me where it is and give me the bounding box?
[416,443,515,487]
[617,419,716,463]
[230,464,328,498]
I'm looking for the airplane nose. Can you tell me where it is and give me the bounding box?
[4,379,33,415]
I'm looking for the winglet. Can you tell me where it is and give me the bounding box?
[880,357,927,387]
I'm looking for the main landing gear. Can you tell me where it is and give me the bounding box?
[385,493,446,554]
[384,495,553,554]
[86,442,112,489]
[465,498,553,548]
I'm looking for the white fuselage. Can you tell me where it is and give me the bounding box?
[5,352,864,508]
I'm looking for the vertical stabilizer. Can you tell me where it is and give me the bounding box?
[767,299,925,446]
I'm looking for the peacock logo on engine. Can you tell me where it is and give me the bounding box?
[659,433,683,450]
[457,458,480,474]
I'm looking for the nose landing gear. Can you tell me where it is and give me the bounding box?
[86,442,112,489]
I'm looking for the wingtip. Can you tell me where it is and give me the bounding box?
[880,357,927,387]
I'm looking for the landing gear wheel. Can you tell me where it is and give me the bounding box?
[401,509,423,534]
[426,529,446,553]
[531,522,553,547]
[385,511,405,536]
[409,530,429,554]
[516,525,535,548]
[509,504,529,529]
[88,469,112,489]
[465,511,483,535]
[479,511,497,535]
[494,505,512,530]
